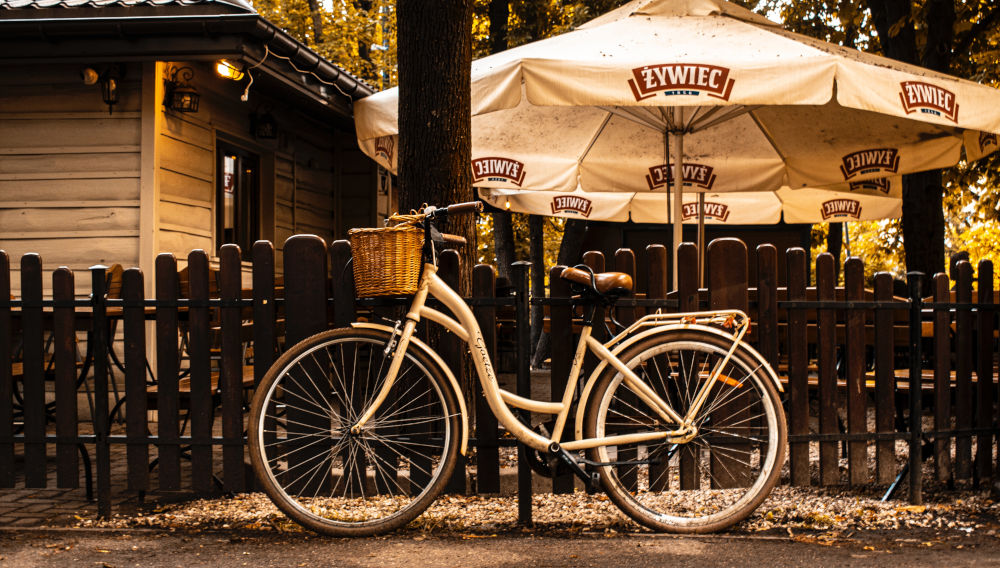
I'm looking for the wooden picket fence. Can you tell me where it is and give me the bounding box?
[1,235,998,521]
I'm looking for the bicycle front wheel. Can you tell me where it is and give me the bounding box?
[584,329,786,533]
[248,327,460,536]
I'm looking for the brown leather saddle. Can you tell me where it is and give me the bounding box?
[559,266,633,297]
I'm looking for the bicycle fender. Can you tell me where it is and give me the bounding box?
[573,323,784,440]
[351,322,470,456]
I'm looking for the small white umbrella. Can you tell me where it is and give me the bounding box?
[478,178,902,224]
[356,0,1000,285]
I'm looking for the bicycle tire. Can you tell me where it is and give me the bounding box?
[584,329,786,533]
[248,327,461,536]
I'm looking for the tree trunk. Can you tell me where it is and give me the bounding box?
[557,219,587,267]
[397,0,475,291]
[827,222,843,281]
[493,211,515,282]
[529,215,544,355]
[306,0,324,44]
[869,0,951,278]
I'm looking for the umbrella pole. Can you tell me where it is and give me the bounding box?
[671,130,684,291]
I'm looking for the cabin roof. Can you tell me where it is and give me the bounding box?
[1,0,254,13]
[0,0,372,117]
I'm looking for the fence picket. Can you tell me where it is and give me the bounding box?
[675,242,698,490]
[706,238,750,488]
[786,248,809,486]
[122,268,148,492]
[954,261,973,480]
[155,254,181,490]
[755,245,779,369]
[976,261,994,481]
[53,268,78,489]
[0,251,11,488]
[874,273,896,484]
[815,253,839,486]
[549,265,575,494]
[933,273,951,482]
[845,258,868,485]
[187,250,213,493]
[473,264,500,494]
[219,245,246,492]
[21,254,46,488]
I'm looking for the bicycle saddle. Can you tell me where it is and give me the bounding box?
[560,267,633,296]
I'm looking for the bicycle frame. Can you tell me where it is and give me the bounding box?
[351,262,760,456]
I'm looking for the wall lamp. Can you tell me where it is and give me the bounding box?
[163,65,200,113]
[216,59,245,81]
[81,64,123,115]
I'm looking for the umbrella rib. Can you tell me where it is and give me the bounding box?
[579,112,614,164]
[599,106,666,133]
[689,105,762,132]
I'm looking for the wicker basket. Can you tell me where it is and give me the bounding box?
[348,224,424,297]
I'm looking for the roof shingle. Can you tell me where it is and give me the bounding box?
[0,0,255,12]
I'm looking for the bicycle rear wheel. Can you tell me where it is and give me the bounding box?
[584,329,786,533]
[248,327,460,536]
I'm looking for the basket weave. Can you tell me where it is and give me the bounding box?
[348,224,424,297]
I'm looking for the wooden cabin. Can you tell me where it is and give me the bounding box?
[0,0,387,295]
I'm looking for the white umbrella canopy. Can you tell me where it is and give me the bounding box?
[355,0,1000,280]
[478,177,902,224]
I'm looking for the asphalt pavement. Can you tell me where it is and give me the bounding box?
[2,527,1000,567]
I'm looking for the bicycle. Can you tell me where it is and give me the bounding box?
[248,201,787,536]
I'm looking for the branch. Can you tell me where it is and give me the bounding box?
[952,3,1000,60]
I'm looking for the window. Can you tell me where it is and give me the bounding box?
[217,142,260,259]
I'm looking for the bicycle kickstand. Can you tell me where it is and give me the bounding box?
[548,442,602,494]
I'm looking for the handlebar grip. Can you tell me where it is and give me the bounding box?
[439,233,468,246]
[446,201,483,216]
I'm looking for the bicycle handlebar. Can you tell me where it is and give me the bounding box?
[446,201,483,215]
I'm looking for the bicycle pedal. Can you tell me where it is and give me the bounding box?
[586,471,602,495]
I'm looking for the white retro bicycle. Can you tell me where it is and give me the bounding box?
[248,201,786,536]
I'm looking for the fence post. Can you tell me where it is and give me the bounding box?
[154,254,181,491]
[187,250,214,494]
[473,264,500,494]
[873,273,896,484]
[122,268,149,493]
[976,261,995,482]
[816,253,838,486]
[21,255,45,488]
[53,268,79,489]
[614,249,639,493]
[219,245,246,492]
[512,260,532,525]
[89,264,111,518]
[907,271,924,505]
[0,251,12,488]
[845,257,868,485]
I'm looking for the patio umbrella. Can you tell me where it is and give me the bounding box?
[355,0,1000,285]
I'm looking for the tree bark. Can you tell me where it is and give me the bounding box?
[869,0,950,278]
[529,215,544,355]
[397,0,475,290]
[827,222,843,280]
[556,219,587,267]
[306,0,324,44]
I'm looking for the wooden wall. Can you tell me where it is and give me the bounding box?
[0,59,378,293]
[0,63,143,296]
